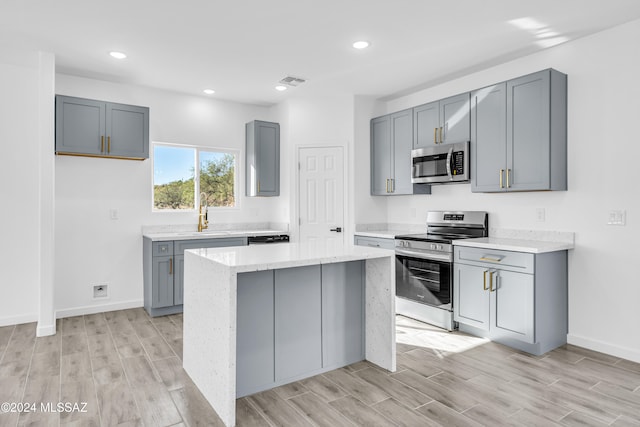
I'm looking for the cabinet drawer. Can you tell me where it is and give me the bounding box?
[354,236,395,250]
[174,237,247,255]
[152,241,174,257]
[455,246,533,274]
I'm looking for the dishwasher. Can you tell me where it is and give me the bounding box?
[247,235,289,244]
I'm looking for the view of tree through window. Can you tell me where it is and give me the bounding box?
[153,144,236,210]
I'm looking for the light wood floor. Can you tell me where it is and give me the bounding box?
[1,310,639,426]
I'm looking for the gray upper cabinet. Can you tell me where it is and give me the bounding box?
[246,120,280,197]
[413,93,470,148]
[471,69,567,192]
[370,109,415,195]
[471,83,508,192]
[55,95,149,160]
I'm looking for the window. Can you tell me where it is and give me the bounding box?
[153,143,238,210]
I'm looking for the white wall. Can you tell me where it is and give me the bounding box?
[0,55,42,326]
[272,95,356,241]
[54,75,277,316]
[374,19,640,361]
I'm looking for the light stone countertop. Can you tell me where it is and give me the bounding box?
[354,230,410,239]
[185,242,395,273]
[453,237,574,254]
[143,229,288,242]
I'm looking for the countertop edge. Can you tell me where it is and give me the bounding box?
[452,237,574,254]
[143,230,289,242]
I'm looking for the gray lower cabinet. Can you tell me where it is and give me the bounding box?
[143,237,247,316]
[354,235,395,250]
[471,69,567,192]
[246,120,279,196]
[413,92,470,148]
[454,246,567,355]
[275,266,323,380]
[236,261,364,397]
[371,110,431,196]
[55,95,149,159]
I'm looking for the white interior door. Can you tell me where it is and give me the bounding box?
[298,146,345,249]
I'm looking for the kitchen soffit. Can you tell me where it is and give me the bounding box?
[2,0,640,106]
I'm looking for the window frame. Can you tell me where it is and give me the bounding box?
[151,141,241,212]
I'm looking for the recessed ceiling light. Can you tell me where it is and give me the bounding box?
[109,51,127,59]
[352,41,370,49]
[275,85,287,91]
[203,89,215,95]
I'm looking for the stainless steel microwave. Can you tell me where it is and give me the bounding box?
[411,141,469,184]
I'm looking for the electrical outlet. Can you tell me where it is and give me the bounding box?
[109,209,119,220]
[93,284,109,298]
[607,210,626,226]
[536,208,546,222]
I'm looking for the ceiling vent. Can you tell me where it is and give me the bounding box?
[278,76,306,87]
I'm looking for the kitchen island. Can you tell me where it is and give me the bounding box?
[182,242,396,427]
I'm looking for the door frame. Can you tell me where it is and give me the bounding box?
[295,144,348,244]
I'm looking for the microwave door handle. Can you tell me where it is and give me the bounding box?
[446,146,454,180]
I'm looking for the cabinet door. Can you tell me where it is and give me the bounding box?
[274,265,322,381]
[440,93,471,145]
[471,83,507,192]
[413,101,440,148]
[152,256,174,308]
[255,121,280,196]
[55,96,106,156]
[236,271,275,397]
[370,115,392,195]
[106,102,149,159]
[507,70,551,191]
[322,262,364,368]
[491,270,534,343]
[173,255,184,305]
[454,263,490,331]
[390,109,413,195]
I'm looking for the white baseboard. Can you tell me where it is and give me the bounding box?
[37,323,56,337]
[567,333,640,363]
[55,299,144,319]
[0,313,38,328]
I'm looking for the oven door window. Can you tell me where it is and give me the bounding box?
[396,255,451,307]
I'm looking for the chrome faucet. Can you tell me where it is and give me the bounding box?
[198,192,209,232]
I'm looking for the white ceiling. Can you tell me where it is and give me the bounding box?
[2,0,640,106]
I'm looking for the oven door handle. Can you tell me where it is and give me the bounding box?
[395,248,452,263]
[445,146,454,180]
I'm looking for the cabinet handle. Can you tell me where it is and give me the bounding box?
[506,169,511,188]
[439,127,443,143]
[385,179,389,193]
[101,136,104,153]
[368,243,380,247]
[483,270,489,291]
[107,136,111,153]
[257,180,260,193]
[169,258,173,275]
[434,128,438,144]
[489,271,495,292]
[391,178,394,193]
[499,169,504,188]
[480,256,502,262]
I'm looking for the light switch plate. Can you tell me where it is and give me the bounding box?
[536,208,546,222]
[607,210,626,226]
[109,209,119,220]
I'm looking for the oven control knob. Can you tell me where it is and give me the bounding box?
[430,243,436,250]
[437,244,443,250]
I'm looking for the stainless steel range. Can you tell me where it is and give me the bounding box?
[395,211,488,331]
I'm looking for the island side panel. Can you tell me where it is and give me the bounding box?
[183,251,237,427]
[365,256,396,371]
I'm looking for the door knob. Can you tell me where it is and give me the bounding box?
[330,227,342,233]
